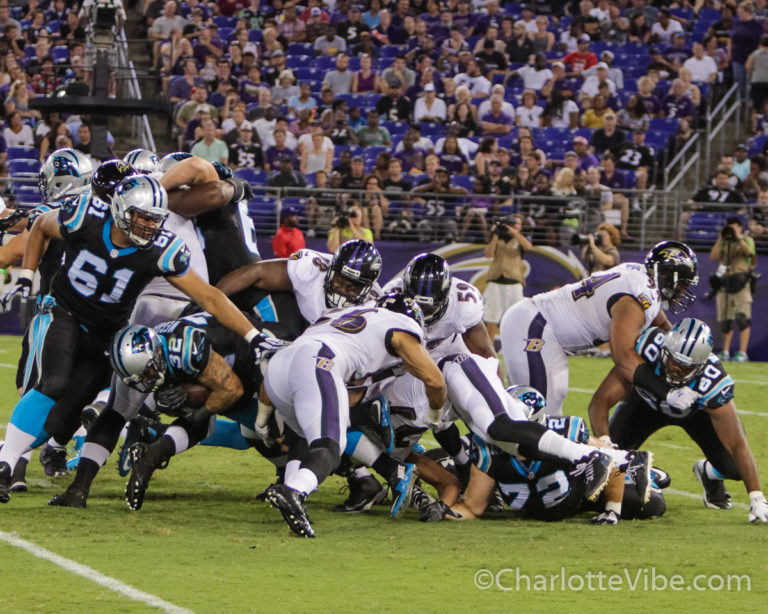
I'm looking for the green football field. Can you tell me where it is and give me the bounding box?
[0,334,767,613]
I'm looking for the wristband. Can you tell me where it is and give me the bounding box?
[256,399,274,428]
[598,435,613,446]
[633,363,669,400]
[428,407,442,424]
[244,328,260,344]
[19,268,34,282]
[749,490,765,502]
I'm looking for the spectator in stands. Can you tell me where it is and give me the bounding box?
[357,110,391,147]
[515,89,543,129]
[314,23,346,56]
[288,83,317,117]
[338,5,370,47]
[271,70,299,105]
[4,80,40,121]
[454,58,491,100]
[747,35,768,112]
[584,165,614,231]
[477,37,508,77]
[543,90,579,129]
[664,31,692,73]
[558,16,583,53]
[474,136,500,177]
[150,2,189,67]
[305,7,330,44]
[383,156,413,193]
[529,15,554,53]
[300,130,333,175]
[193,23,224,67]
[381,55,415,93]
[264,128,296,171]
[650,7,683,44]
[73,123,93,156]
[580,62,615,98]
[278,4,306,43]
[731,1,764,100]
[321,100,357,145]
[191,118,229,164]
[394,131,426,172]
[168,58,204,104]
[691,169,747,212]
[508,53,552,91]
[0,4,21,34]
[636,75,664,117]
[589,111,627,156]
[375,77,411,121]
[581,222,621,275]
[413,82,447,122]
[716,155,742,190]
[733,144,751,182]
[412,166,466,241]
[617,94,651,132]
[684,41,718,84]
[229,122,263,169]
[748,188,768,238]
[479,95,514,136]
[372,8,393,44]
[573,135,599,171]
[705,34,730,78]
[616,128,654,191]
[674,67,702,107]
[272,205,306,258]
[541,61,574,99]
[351,53,379,94]
[3,111,34,148]
[599,153,630,238]
[710,215,756,362]
[647,45,677,79]
[217,0,248,17]
[260,27,283,59]
[506,20,534,63]
[438,135,469,175]
[354,175,388,240]
[322,52,353,96]
[628,12,651,44]
[581,93,610,129]
[561,33,597,76]
[327,204,373,251]
[663,78,697,121]
[269,155,307,189]
[262,49,290,87]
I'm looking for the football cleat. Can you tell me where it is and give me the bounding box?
[125,443,168,511]
[48,487,88,508]
[419,500,460,522]
[117,414,162,477]
[651,466,671,489]
[264,483,315,538]
[693,460,732,510]
[571,451,615,502]
[66,435,85,471]
[373,396,394,454]
[0,461,11,503]
[410,482,436,513]
[333,475,388,513]
[591,510,621,525]
[390,463,416,519]
[80,400,106,431]
[485,486,506,513]
[39,443,69,477]
[625,450,653,503]
[10,457,28,492]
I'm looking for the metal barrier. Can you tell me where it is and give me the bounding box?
[114,29,156,151]
[663,133,701,193]
[704,83,742,179]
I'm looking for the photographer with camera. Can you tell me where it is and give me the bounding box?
[483,214,533,343]
[577,222,621,275]
[710,216,756,362]
[327,204,373,252]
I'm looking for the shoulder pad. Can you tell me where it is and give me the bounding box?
[162,323,210,379]
[58,193,91,234]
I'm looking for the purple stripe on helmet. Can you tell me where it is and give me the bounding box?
[526,311,548,401]
[315,343,340,441]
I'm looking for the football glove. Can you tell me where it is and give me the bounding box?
[225,177,254,203]
[248,330,288,362]
[666,386,701,411]
[749,491,768,523]
[591,510,621,525]
[154,385,189,417]
[0,268,33,313]
[419,500,461,522]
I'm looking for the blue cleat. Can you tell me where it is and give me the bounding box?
[390,463,416,519]
[66,435,86,471]
[376,396,394,454]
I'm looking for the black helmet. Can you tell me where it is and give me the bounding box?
[402,253,452,325]
[645,240,698,314]
[92,159,137,203]
[376,292,425,329]
[325,239,382,308]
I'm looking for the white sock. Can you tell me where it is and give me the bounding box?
[73,426,87,438]
[95,388,110,405]
[603,447,632,470]
[454,446,470,466]
[289,467,319,495]
[20,450,33,462]
[0,424,37,472]
[80,442,111,467]
[537,429,593,463]
[350,434,384,466]
[164,427,189,455]
[47,436,67,449]
[284,459,301,484]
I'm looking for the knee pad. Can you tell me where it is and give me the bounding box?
[304,437,341,479]
[734,313,751,330]
[487,414,546,449]
[719,320,733,334]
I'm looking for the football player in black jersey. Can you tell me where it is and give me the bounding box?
[588,318,768,523]
[0,172,278,505]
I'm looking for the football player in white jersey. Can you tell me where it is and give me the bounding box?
[500,240,699,416]
[261,293,447,537]
[589,318,768,523]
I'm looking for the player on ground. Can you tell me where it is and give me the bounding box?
[261,293,447,537]
[588,317,768,523]
[0,172,274,504]
[500,240,699,416]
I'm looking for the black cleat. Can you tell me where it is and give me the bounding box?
[265,484,315,538]
[693,460,732,510]
[651,466,671,489]
[0,462,11,503]
[48,487,88,508]
[39,444,69,477]
[80,400,106,431]
[485,486,506,513]
[410,482,435,513]
[10,457,28,492]
[571,451,615,502]
[125,443,163,511]
[333,475,388,513]
[625,450,653,503]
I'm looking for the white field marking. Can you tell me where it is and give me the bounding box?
[653,442,690,450]
[0,531,195,614]
[0,362,17,369]
[734,379,768,386]
[665,488,749,511]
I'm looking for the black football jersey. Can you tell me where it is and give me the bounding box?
[51,195,191,337]
[471,416,590,521]
[196,199,261,285]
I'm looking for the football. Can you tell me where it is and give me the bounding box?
[180,382,211,409]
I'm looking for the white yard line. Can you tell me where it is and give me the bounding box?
[0,362,17,369]
[0,531,195,614]
[665,488,749,511]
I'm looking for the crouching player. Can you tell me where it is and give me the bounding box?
[589,317,768,523]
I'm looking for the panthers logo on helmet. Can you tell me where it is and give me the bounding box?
[52,156,80,177]
[525,338,545,352]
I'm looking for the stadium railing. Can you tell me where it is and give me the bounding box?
[704,84,742,178]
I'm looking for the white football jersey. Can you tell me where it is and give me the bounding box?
[296,306,424,382]
[365,372,431,432]
[533,263,661,350]
[383,277,484,354]
[141,211,208,299]
[286,248,383,324]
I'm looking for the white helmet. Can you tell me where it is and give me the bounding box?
[155,151,193,174]
[38,148,94,202]
[506,385,547,425]
[123,149,160,174]
[110,175,169,248]
[109,325,168,392]
[661,318,713,386]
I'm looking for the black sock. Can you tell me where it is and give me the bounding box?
[372,453,402,486]
[70,458,100,493]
